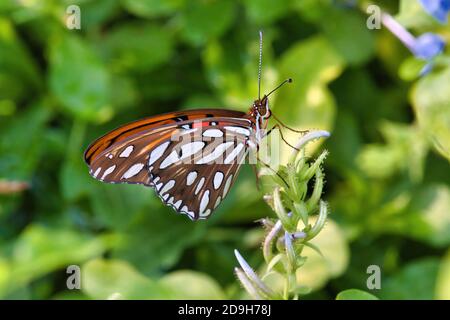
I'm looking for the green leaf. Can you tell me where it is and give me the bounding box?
[52,291,90,300]
[274,36,344,124]
[109,76,139,112]
[399,57,427,81]
[319,9,375,66]
[160,270,226,299]
[412,67,450,161]
[244,0,292,25]
[0,0,20,13]
[0,225,113,298]
[88,178,160,230]
[379,258,440,300]
[407,184,450,247]
[177,0,236,45]
[82,258,174,299]
[275,36,344,161]
[60,156,95,202]
[0,258,10,298]
[104,22,174,73]
[296,218,350,291]
[81,0,121,31]
[0,101,51,180]
[352,182,450,248]
[49,34,112,122]
[336,289,379,300]
[396,0,441,30]
[357,122,428,182]
[436,249,450,300]
[121,0,184,18]
[0,18,41,102]
[203,35,276,109]
[110,206,207,274]
[294,0,329,23]
[325,111,362,172]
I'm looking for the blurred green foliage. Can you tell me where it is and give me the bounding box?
[0,0,449,300]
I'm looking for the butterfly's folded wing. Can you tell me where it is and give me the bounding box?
[84,109,247,164]
[86,126,174,186]
[84,110,253,220]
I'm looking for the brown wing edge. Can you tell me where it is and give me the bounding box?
[83,109,247,165]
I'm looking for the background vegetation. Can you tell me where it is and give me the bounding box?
[0,0,449,299]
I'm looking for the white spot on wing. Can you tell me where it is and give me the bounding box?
[200,209,211,218]
[195,177,205,195]
[199,190,210,216]
[160,150,179,169]
[181,141,205,159]
[174,200,182,209]
[101,165,116,180]
[214,196,221,209]
[213,171,224,189]
[119,145,134,158]
[160,141,205,169]
[224,126,250,136]
[181,206,195,219]
[160,179,175,195]
[223,174,233,197]
[93,167,101,178]
[196,142,234,164]
[122,163,144,179]
[181,128,197,135]
[225,143,244,164]
[203,129,223,137]
[149,141,170,165]
[186,171,198,186]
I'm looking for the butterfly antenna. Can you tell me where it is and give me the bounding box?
[266,78,303,133]
[266,78,292,97]
[258,30,263,100]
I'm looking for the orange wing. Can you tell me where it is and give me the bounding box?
[84,109,247,165]
[84,109,253,220]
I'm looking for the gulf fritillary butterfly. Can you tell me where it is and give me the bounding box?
[84,32,294,220]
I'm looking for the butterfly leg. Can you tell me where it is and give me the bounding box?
[247,141,289,189]
[271,113,309,134]
[264,126,314,163]
[265,124,301,151]
[256,154,290,189]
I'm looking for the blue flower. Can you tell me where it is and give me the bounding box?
[419,0,450,23]
[413,32,446,59]
[381,13,446,75]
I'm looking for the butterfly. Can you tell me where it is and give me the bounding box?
[84,32,295,220]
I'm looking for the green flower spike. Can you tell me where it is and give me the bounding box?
[235,130,331,300]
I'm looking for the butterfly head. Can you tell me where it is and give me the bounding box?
[250,78,293,121]
[251,95,271,120]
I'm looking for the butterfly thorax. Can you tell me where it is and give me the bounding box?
[246,95,270,142]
